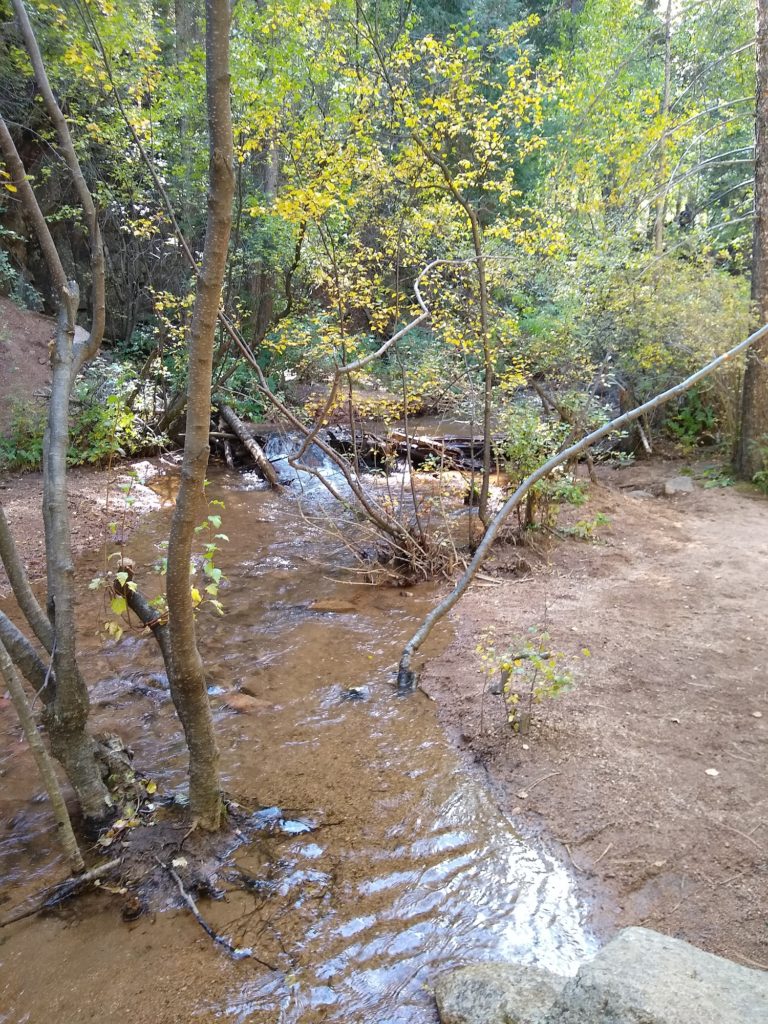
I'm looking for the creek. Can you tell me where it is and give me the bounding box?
[0,455,594,1023]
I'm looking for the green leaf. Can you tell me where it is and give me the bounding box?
[110,595,127,616]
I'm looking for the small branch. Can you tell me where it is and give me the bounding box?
[157,858,275,967]
[0,858,120,927]
[528,771,562,791]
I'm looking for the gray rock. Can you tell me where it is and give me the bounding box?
[663,476,695,496]
[435,962,568,1024]
[543,927,768,1024]
[626,489,654,499]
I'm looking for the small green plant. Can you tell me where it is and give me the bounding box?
[477,627,589,735]
[562,511,610,540]
[700,466,734,489]
[0,400,46,470]
[666,385,717,448]
[91,485,229,641]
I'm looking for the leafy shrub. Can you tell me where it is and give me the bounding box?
[0,400,46,470]
[69,361,153,465]
[666,385,717,448]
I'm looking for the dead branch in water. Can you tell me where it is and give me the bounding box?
[0,858,121,927]
[156,858,277,968]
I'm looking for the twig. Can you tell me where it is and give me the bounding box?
[729,951,768,971]
[0,858,121,927]
[564,843,586,873]
[594,841,614,865]
[719,824,765,852]
[528,771,562,791]
[156,858,276,969]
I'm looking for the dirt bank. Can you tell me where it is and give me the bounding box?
[0,459,170,591]
[423,458,768,972]
[0,297,54,432]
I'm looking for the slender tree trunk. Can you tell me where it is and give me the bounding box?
[165,0,234,831]
[654,0,673,255]
[0,505,54,650]
[43,296,112,823]
[0,109,111,826]
[0,637,84,872]
[469,211,494,527]
[737,0,768,478]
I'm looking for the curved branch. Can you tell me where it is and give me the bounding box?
[0,505,54,652]
[396,319,768,688]
[12,0,105,369]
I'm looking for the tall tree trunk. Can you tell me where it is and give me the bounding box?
[42,295,111,823]
[654,0,673,254]
[0,111,111,825]
[165,0,234,831]
[738,0,768,478]
[469,210,494,527]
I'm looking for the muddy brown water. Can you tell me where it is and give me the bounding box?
[0,462,593,1023]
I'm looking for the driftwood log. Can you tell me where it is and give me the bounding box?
[325,424,500,473]
[216,403,281,488]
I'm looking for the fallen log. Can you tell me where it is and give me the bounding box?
[390,430,494,472]
[217,403,281,489]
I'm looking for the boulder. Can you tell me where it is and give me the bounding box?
[543,928,768,1024]
[663,476,694,496]
[434,962,569,1024]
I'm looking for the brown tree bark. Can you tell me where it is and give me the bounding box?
[653,0,673,255]
[0,637,84,872]
[737,0,768,478]
[0,113,111,824]
[165,0,234,831]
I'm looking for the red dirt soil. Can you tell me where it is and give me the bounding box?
[0,296,55,432]
[423,458,768,972]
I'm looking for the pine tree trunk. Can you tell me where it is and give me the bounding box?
[737,0,768,478]
[165,0,234,831]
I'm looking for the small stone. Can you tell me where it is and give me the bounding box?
[752,711,763,718]
[220,692,270,714]
[340,686,369,702]
[517,790,528,800]
[663,476,695,496]
[705,768,719,777]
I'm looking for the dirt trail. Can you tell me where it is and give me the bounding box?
[424,458,768,971]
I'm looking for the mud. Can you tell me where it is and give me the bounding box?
[423,458,768,973]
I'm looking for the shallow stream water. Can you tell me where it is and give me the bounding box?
[0,460,593,1022]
